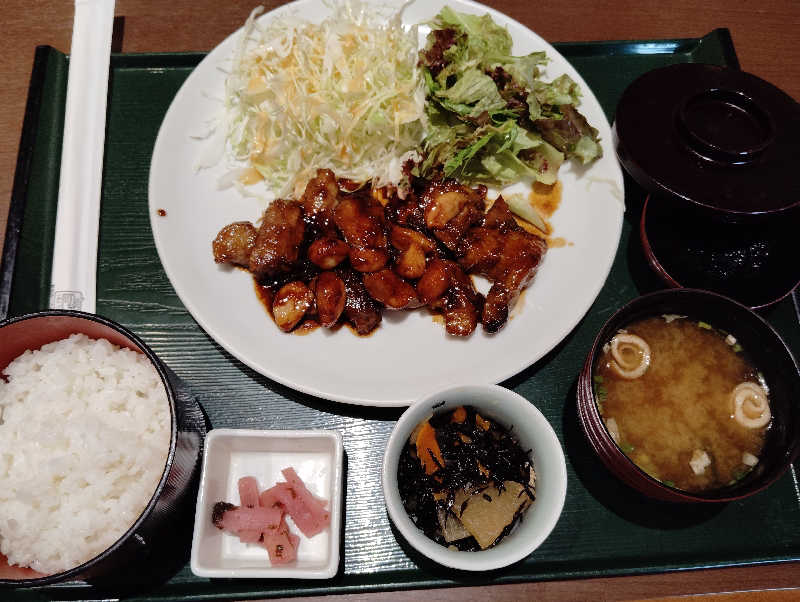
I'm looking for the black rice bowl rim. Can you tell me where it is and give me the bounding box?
[0,310,178,587]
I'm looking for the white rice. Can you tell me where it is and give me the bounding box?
[0,334,171,575]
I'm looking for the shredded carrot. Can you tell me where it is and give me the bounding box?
[450,406,467,423]
[475,414,491,431]
[415,421,443,475]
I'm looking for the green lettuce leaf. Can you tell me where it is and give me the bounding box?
[534,74,582,106]
[421,119,564,186]
[493,51,548,89]
[432,6,513,57]
[572,135,603,164]
[417,7,601,185]
[434,68,507,118]
[535,104,602,164]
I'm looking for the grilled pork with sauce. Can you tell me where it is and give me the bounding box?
[211,173,546,336]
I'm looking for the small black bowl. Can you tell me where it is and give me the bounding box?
[576,289,800,503]
[0,311,207,587]
[640,195,800,309]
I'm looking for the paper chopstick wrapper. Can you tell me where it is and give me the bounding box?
[49,0,116,313]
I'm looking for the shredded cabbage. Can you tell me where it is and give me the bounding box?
[225,1,426,197]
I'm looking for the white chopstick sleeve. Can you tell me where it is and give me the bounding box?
[49,0,116,313]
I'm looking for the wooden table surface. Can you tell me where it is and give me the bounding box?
[2,1,799,600]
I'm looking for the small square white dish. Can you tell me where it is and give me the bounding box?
[190,428,343,579]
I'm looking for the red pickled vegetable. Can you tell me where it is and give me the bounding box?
[237,476,262,541]
[261,515,300,564]
[211,467,330,565]
[280,467,331,538]
[238,476,260,508]
[215,505,282,534]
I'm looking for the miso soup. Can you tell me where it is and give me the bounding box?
[594,315,770,493]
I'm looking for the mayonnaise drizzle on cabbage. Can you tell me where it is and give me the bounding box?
[224,1,426,197]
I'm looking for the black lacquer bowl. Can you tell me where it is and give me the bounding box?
[614,63,800,306]
[0,311,207,587]
[640,195,800,308]
[576,289,800,503]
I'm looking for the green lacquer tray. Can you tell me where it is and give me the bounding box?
[3,29,799,601]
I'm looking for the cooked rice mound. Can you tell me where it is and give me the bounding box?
[0,334,170,574]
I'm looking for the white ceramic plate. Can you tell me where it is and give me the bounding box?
[148,0,625,406]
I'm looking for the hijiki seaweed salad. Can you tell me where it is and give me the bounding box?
[397,405,535,551]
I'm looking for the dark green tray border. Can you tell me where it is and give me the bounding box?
[3,29,800,602]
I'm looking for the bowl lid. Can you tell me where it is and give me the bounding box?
[614,63,800,216]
